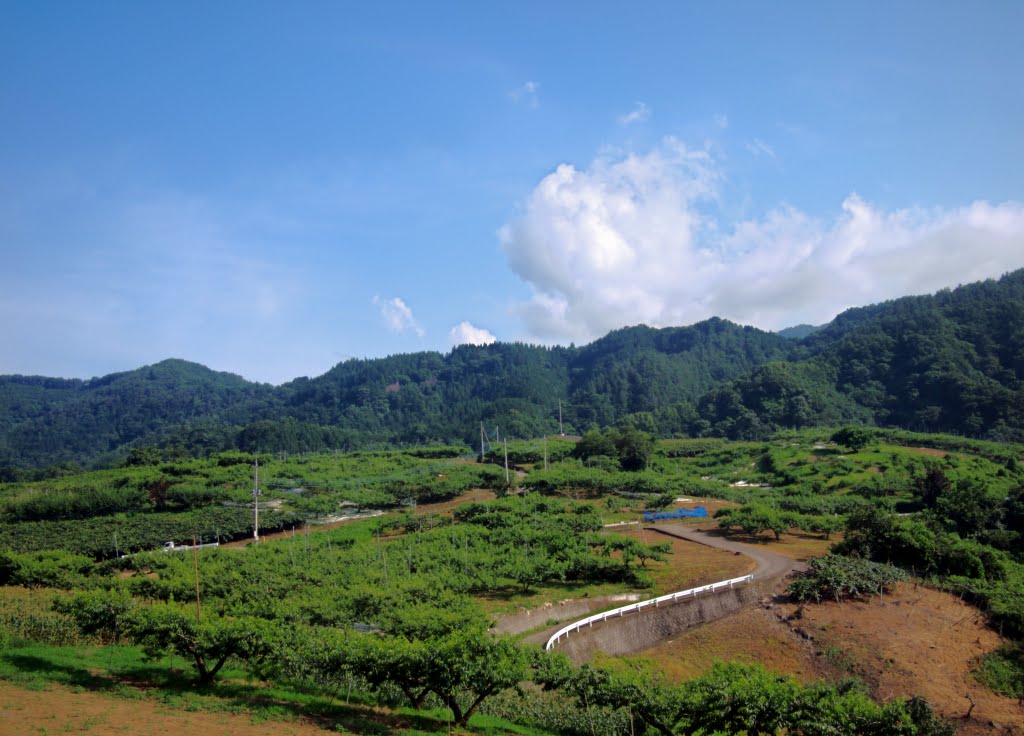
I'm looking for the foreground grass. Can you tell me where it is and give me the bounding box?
[0,641,547,735]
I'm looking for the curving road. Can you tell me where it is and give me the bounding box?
[522,524,807,651]
[646,523,807,581]
[535,524,808,657]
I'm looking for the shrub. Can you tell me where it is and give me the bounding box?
[788,554,908,603]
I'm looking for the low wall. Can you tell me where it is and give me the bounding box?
[554,581,766,663]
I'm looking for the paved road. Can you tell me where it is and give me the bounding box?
[646,523,807,581]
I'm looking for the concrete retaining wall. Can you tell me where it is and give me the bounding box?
[555,582,766,663]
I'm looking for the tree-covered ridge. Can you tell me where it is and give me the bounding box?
[803,270,1024,432]
[3,269,1024,468]
[568,318,794,427]
[776,323,823,340]
[640,270,1024,440]
[0,320,792,468]
[0,359,277,468]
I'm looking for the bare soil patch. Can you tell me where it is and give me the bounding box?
[777,583,1023,732]
[633,583,1023,734]
[909,447,952,458]
[0,680,334,736]
[628,604,817,683]
[415,488,495,516]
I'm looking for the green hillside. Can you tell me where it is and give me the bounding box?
[689,270,1024,440]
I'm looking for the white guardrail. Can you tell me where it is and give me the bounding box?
[544,573,754,651]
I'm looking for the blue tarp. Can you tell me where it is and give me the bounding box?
[643,506,708,522]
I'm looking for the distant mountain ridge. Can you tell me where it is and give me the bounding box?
[776,324,823,340]
[2,270,1024,468]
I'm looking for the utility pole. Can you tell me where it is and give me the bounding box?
[504,438,510,485]
[544,436,548,470]
[480,422,486,462]
[192,533,202,621]
[558,400,564,436]
[252,457,260,542]
[113,531,119,559]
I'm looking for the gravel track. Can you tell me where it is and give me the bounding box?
[645,524,807,581]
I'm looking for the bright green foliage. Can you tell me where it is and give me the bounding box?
[483,437,575,465]
[534,653,686,736]
[123,604,274,685]
[294,625,529,726]
[647,492,677,510]
[0,430,1021,730]
[52,588,134,640]
[58,590,273,685]
[0,506,302,558]
[536,659,955,736]
[787,554,908,603]
[421,630,531,725]
[715,504,788,540]
[786,512,844,539]
[0,550,94,589]
[975,643,1024,700]
[831,426,874,453]
[572,426,656,471]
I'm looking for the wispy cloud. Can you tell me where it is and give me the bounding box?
[449,320,496,346]
[745,138,777,159]
[713,113,729,129]
[499,137,1024,341]
[509,80,540,109]
[373,295,424,336]
[618,101,650,126]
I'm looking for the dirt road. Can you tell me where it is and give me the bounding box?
[646,524,807,581]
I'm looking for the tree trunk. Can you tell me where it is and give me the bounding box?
[401,686,430,709]
[458,687,496,726]
[638,712,675,736]
[445,695,465,727]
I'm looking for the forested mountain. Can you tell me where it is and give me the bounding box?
[776,323,822,340]
[2,270,1024,468]
[0,321,792,468]
[0,360,277,468]
[680,270,1024,440]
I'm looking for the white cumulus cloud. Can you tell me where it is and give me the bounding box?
[449,321,497,346]
[499,138,1024,341]
[373,295,424,336]
[619,101,651,126]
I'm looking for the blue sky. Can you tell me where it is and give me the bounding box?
[2,1,1023,384]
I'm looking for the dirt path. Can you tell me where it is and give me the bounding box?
[646,524,807,581]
